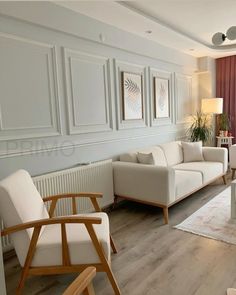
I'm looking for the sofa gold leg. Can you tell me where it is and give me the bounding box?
[232,169,236,180]
[222,175,227,185]
[163,207,169,224]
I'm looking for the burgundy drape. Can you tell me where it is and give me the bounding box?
[216,55,236,141]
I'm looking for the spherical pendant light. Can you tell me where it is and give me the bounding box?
[226,26,236,40]
[212,32,226,45]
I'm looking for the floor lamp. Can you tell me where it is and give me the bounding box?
[201,98,223,146]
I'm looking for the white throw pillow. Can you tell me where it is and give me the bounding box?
[182,141,204,162]
[137,152,155,165]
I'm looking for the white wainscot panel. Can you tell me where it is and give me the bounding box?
[0,33,61,140]
[64,48,113,134]
[175,73,192,124]
[114,59,148,130]
[149,67,174,127]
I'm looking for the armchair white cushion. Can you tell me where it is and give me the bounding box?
[32,212,110,267]
[0,169,49,266]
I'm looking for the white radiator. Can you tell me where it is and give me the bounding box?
[1,159,114,252]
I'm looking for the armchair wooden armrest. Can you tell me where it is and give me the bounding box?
[1,216,102,237]
[1,216,103,291]
[63,267,96,295]
[43,193,103,217]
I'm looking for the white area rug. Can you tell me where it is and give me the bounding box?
[174,187,236,245]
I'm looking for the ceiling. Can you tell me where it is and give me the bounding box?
[55,0,236,58]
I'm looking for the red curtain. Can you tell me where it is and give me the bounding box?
[216,55,236,140]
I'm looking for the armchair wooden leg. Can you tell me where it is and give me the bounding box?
[163,207,169,224]
[17,226,42,294]
[222,175,227,185]
[105,263,121,295]
[17,269,28,295]
[110,235,118,254]
[232,169,236,180]
[86,224,121,295]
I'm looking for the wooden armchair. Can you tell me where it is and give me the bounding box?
[0,170,120,295]
[63,267,96,295]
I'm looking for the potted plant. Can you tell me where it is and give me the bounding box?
[188,111,212,144]
[218,113,230,137]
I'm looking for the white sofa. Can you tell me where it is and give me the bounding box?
[113,141,228,224]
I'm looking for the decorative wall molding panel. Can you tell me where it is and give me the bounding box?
[114,59,149,130]
[0,11,199,178]
[0,33,61,140]
[149,67,174,127]
[175,73,192,124]
[64,48,113,134]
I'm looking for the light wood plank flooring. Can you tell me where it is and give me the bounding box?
[4,175,236,295]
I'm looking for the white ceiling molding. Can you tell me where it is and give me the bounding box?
[56,0,236,58]
[119,1,236,51]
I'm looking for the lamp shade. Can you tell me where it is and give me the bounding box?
[201,98,223,114]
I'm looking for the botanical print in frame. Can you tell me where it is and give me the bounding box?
[154,77,170,118]
[122,72,143,120]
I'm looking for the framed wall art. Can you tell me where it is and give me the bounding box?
[122,71,143,120]
[154,77,170,119]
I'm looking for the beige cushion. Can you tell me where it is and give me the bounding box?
[0,170,49,266]
[158,141,183,166]
[175,170,202,200]
[137,152,154,165]
[120,146,167,167]
[182,141,204,162]
[120,152,137,163]
[32,212,110,267]
[138,146,167,167]
[173,162,223,184]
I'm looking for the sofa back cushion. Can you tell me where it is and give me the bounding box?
[158,141,183,166]
[120,152,138,163]
[120,146,167,166]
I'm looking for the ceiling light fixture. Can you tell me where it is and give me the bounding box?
[212,26,236,45]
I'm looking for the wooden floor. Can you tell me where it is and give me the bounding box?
[4,175,236,295]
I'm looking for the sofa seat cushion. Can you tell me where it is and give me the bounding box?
[175,170,203,200]
[31,212,110,267]
[173,162,223,184]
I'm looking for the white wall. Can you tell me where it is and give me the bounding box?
[0,2,199,179]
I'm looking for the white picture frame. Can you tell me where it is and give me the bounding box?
[122,71,143,120]
[154,77,170,119]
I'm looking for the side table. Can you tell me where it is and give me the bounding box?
[216,136,234,147]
